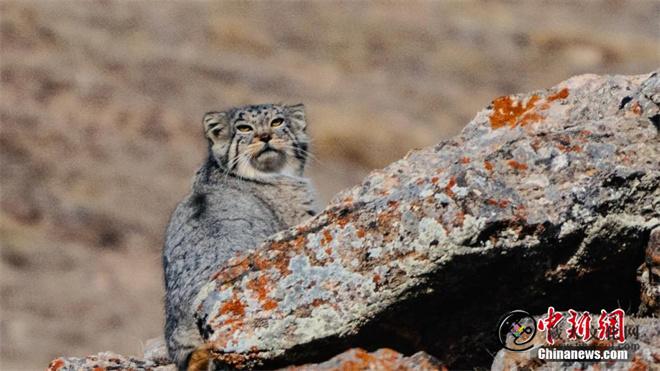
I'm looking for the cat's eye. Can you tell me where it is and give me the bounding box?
[270,118,284,127]
[236,124,253,132]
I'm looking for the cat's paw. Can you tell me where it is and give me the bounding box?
[186,343,215,371]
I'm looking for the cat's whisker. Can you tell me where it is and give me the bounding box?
[235,152,254,180]
[222,151,249,181]
[284,144,324,167]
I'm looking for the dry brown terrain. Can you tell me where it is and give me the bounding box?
[1,1,658,370]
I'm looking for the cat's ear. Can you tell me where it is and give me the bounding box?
[203,111,228,140]
[285,103,307,131]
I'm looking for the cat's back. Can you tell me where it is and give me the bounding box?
[164,179,282,263]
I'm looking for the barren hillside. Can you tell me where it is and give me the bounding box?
[1,1,658,369]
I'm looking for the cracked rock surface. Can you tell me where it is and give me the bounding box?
[49,71,659,370]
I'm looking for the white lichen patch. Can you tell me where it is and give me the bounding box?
[452,185,469,198]
[551,154,569,172]
[276,257,370,315]
[350,239,364,249]
[449,214,486,246]
[417,217,447,249]
[434,192,453,206]
[293,306,343,339]
[194,282,232,321]
[367,246,382,259]
[397,255,431,277]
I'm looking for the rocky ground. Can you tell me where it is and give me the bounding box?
[1,1,659,370]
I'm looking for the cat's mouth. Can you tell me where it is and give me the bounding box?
[251,145,286,172]
[256,144,282,157]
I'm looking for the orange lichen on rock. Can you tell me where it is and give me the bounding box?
[444,176,457,197]
[283,348,444,371]
[262,299,278,310]
[491,88,569,129]
[220,296,246,317]
[460,157,471,164]
[252,254,270,271]
[311,298,327,307]
[347,348,411,370]
[377,209,398,228]
[489,95,541,129]
[532,138,546,151]
[321,229,333,245]
[210,257,250,282]
[557,143,583,153]
[48,359,65,371]
[375,208,402,244]
[326,349,380,370]
[486,199,510,208]
[629,355,649,371]
[507,160,528,171]
[250,241,293,275]
[293,236,306,250]
[484,160,494,172]
[518,111,544,126]
[454,210,465,227]
[269,241,290,252]
[356,228,366,238]
[547,87,569,102]
[247,275,271,305]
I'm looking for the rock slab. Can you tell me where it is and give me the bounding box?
[193,71,659,368]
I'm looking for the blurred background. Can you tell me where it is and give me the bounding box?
[0,0,658,369]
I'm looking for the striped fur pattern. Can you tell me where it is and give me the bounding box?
[163,104,317,370]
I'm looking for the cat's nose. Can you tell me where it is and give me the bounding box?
[258,133,271,143]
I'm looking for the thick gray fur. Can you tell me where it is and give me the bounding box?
[162,104,317,370]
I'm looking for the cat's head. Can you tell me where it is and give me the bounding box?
[203,103,309,179]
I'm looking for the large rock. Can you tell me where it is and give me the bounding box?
[49,71,659,370]
[192,71,659,369]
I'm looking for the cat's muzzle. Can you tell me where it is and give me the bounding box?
[252,146,286,172]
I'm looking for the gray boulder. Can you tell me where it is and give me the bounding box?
[192,71,659,369]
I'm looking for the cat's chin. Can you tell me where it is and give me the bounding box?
[250,149,286,173]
